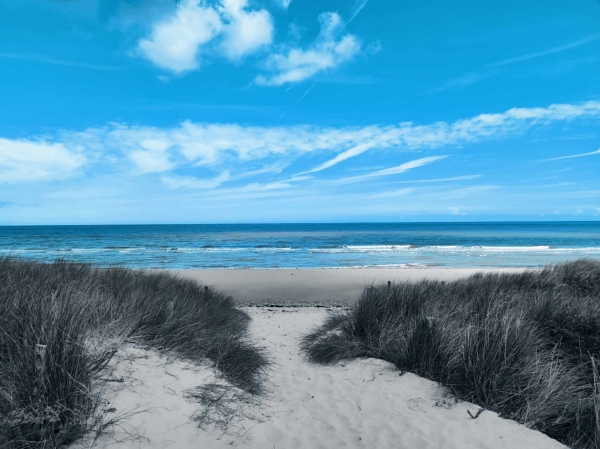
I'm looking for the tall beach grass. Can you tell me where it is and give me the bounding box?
[302,259,600,448]
[0,258,267,448]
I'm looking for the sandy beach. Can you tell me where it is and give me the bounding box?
[80,306,566,449]
[173,267,528,304]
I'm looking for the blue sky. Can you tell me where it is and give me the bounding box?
[0,0,599,224]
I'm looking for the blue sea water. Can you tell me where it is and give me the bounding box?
[0,222,599,269]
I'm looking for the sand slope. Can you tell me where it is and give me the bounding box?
[78,307,566,449]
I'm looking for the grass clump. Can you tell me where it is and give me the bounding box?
[301,259,600,448]
[0,257,267,448]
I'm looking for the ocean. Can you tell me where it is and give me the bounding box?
[0,222,599,269]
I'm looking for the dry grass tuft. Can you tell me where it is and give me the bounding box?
[0,257,268,448]
[302,259,600,449]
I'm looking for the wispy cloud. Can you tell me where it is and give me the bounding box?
[232,163,288,178]
[331,156,447,184]
[0,52,123,71]
[8,100,600,183]
[487,33,600,68]
[294,82,317,105]
[300,142,374,174]
[346,0,369,25]
[299,100,600,173]
[240,181,292,191]
[543,148,600,161]
[368,188,413,199]
[255,12,361,86]
[392,174,482,184]
[426,33,600,94]
[162,172,231,189]
[422,72,493,95]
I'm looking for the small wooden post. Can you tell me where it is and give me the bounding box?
[35,344,47,374]
[34,344,47,396]
[387,280,391,290]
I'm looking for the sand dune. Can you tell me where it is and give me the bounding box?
[79,306,565,449]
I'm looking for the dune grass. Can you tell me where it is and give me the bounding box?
[302,259,600,448]
[0,257,268,448]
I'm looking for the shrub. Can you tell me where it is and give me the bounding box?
[0,258,267,448]
[302,259,600,448]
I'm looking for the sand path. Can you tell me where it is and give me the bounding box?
[241,308,565,449]
[78,307,566,449]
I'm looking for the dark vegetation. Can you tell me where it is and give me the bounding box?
[0,257,267,448]
[302,259,600,448]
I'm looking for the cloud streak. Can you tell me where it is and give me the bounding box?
[331,156,448,184]
[393,175,482,184]
[0,52,123,71]
[487,33,600,68]
[543,148,600,161]
[426,33,600,94]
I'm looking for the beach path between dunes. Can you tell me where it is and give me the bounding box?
[174,267,527,305]
[80,307,566,449]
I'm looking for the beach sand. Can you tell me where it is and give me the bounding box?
[173,267,528,304]
[80,304,565,449]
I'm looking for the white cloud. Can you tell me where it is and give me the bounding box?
[0,138,86,183]
[106,126,176,173]
[255,12,361,86]
[543,148,600,161]
[32,100,600,177]
[448,206,460,215]
[138,0,223,73]
[332,156,448,184]
[301,142,374,174]
[241,181,292,191]
[162,172,231,189]
[219,0,273,60]
[137,0,273,73]
[129,149,174,173]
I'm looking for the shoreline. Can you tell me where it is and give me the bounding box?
[172,267,529,304]
[159,264,541,269]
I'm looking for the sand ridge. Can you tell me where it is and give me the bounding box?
[76,307,566,449]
